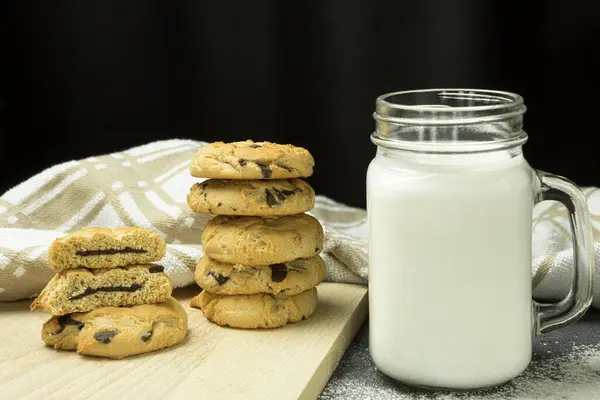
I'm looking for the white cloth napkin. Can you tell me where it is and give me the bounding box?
[532,189,600,308]
[0,139,367,301]
[0,139,597,311]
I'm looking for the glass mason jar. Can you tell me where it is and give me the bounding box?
[367,89,595,390]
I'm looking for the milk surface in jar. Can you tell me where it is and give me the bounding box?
[367,146,534,389]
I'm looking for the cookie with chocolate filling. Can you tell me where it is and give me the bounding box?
[190,288,318,329]
[48,227,166,271]
[186,178,314,216]
[194,255,324,295]
[190,140,314,180]
[31,264,171,315]
[41,297,187,359]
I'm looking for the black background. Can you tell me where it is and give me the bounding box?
[1,1,598,208]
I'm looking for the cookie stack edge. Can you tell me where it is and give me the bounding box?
[187,140,325,329]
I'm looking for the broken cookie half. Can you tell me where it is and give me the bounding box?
[32,226,187,359]
[48,227,166,270]
[30,264,172,315]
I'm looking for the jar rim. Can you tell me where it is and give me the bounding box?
[372,88,528,153]
[373,88,526,126]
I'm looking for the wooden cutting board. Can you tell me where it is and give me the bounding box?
[0,283,368,400]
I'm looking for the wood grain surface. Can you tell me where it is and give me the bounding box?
[0,283,368,400]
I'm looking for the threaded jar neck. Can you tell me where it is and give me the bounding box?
[372,89,528,153]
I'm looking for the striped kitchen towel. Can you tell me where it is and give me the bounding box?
[0,139,367,301]
[0,139,598,308]
[532,189,600,307]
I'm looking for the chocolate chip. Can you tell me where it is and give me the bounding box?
[217,202,223,207]
[272,188,298,202]
[141,330,153,342]
[232,207,237,211]
[273,189,286,201]
[95,331,117,343]
[249,144,262,148]
[315,247,320,252]
[76,247,147,256]
[64,316,84,330]
[208,272,230,285]
[256,163,272,178]
[53,315,84,334]
[69,283,143,300]
[265,189,278,207]
[149,265,164,273]
[276,163,293,172]
[269,264,288,282]
[239,159,247,166]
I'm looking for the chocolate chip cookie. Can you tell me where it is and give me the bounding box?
[42,297,187,359]
[195,255,325,295]
[190,287,318,329]
[186,178,315,216]
[190,140,314,179]
[48,227,166,271]
[31,265,172,315]
[202,214,324,265]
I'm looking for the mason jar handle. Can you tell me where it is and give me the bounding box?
[533,171,595,335]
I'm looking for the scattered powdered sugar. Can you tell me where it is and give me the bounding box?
[320,342,600,400]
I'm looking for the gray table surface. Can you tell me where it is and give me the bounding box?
[320,310,600,400]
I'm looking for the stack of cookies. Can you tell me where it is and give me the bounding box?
[30,227,188,359]
[186,140,325,329]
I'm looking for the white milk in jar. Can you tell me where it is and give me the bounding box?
[367,148,533,388]
[366,89,594,390]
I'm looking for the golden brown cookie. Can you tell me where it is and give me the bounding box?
[31,265,172,315]
[190,288,318,329]
[48,227,166,271]
[41,297,187,359]
[190,140,314,179]
[186,178,315,216]
[202,214,323,265]
[195,255,325,295]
